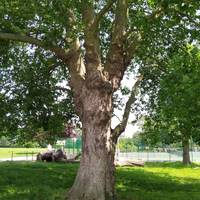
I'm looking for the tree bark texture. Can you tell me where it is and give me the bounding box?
[67,86,117,200]
[182,139,191,165]
[0,2,130,199]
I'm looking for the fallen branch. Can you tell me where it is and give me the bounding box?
[115,159,144,167]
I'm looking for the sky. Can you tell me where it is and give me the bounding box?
[58,70,143,138]
[111,73,142,138]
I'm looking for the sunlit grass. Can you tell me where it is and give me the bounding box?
[0,148,46,158]
[0,162,77,200]
[0,162,200,200]
[116,162,200,200]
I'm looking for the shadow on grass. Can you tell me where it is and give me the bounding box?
[145,161,200,168]
[116,163,200,200]
[0,162,78,200]
[0,162,200,200]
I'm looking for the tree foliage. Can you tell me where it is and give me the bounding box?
[0,34,76,144]
[0,0,200,198]
[142,46,200,146]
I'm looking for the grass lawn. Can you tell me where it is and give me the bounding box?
[0,162,200,200]
[0,148,81,159]
[0,148,46,159]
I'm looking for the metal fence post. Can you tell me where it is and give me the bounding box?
[191,139,193,162]
[126,145,127,157]
[11,151,13,161]
[169,148,171,162]
[73,139,75,155]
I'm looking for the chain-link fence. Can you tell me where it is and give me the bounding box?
[0,151,38,161]
[116,150,200,162]
[2,137,200,163]
[55,137,82,155]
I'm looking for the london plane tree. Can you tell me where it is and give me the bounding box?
[0,1,199,199]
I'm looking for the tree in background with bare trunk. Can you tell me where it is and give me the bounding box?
[141,46,200,165]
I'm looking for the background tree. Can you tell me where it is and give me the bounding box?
[0,0,199,199]
[118,132,145,152]
[142,46,200,165]
[0,45,76,145]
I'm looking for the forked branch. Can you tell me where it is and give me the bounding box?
[112,75,143,140]
[82,1,101,71]
[104,0,128,90]
[94,0,116,26]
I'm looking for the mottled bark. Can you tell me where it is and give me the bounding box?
[67,60,141,199]
[105,139,117,200]
[0,2,133,199]
[104,0,128,91]
[67,86,116,200]
[182,139,191,165]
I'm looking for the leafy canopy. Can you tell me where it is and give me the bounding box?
[0,0,200,142]
[142,46,200,146]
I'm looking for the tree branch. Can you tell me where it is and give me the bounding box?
[0,32,43,46]
[124,3,170,66]
[55,86,71,93]
[82,1,101,73]
[0,32,72,63]
[0,32,86,109]
[104,0,128,90]
[113,113,122,123]
[112,75,143,140]
[124,33,141,66]
[63,10,86,80]
[94,0,116,26]
[147,6,165,21]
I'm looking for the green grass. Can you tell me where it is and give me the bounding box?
[0,148,81,159]
[116,162,200,200]
[0,162,200,200]
[0,148,46,158]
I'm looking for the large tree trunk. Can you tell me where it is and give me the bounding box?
[182,139,191,165]
[68,88,116,200]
